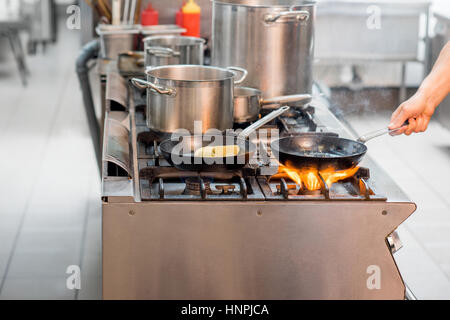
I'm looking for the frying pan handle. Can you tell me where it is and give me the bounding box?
[261,94,312,106]
[357,120,409,143]
[238,106,290,139]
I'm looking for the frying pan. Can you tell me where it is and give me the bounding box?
[271,122,408,171]
[160,106,290,171]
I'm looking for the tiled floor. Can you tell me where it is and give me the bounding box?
[0,20,101,299]
[1,17,450,300]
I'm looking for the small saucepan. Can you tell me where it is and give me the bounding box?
[233,87,312,124]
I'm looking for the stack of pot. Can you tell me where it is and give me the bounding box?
[132,0,316,137]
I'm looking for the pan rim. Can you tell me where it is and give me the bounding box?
[271,135,368,159]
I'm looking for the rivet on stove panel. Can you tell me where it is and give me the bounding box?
[257,210,263,217]
[129,210,136,216]
[382,210,388,216]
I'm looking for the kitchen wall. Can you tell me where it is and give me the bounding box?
[140,0,212,40]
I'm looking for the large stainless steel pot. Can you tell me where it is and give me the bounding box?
[143,35,205,67]
[131,65,247,136]
[212,0,315,100]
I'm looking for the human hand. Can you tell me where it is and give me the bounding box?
[389,91,436,135]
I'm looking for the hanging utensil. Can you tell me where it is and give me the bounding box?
[129,0,137,25]
[112,0,121,25]
[122,0,130,24]
[134,0,142,24]
[95,0,112,21]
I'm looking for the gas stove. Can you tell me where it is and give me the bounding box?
[128,83,386,202]
[102,72,416,300]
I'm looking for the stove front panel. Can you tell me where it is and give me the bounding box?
[103,201,415,300]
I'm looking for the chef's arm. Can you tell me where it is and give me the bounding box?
[389,41,450,135]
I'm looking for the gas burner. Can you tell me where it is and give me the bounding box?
[183,177,212,195]
[259,167,385,201]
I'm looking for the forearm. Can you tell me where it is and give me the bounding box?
[418,41,450,110]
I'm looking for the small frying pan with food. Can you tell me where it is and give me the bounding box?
[159,106,290,171]
[271,121,409,171]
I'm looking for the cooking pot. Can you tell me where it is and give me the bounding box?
[96,24,140,60]
[233,87,312,123]
[143,35,205,67]
[131,65,247,137]
[212,0,315,101]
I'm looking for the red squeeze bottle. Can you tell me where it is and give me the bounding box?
[182,0,201,37]
[175,2,185,27]
[141,4,159,26]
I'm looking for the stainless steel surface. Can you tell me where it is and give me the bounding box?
[96,24,140,60]
[103,201,414,299]
[233,86,311,123]
[315,0,430,61]
[102,79,417,299]
[387,231,403,254]
[143,35,205,67]
[132,65,247,134]
[212,0,315,99]
[106,72,128,110]
[140,24,186,36]
[104,112,131,176]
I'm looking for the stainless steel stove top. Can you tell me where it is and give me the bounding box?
[101,74,416,300]
[124,84,387,202]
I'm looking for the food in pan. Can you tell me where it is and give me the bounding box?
[194,145,240,158]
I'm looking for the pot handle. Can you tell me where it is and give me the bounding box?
[264,6,310,24]
[147,46,181,57]
[261,93,312,106]
[238,106,290,139]
[131,78,176,96]
[227,66,248,85]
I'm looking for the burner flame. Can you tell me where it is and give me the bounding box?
[278,165,359,191]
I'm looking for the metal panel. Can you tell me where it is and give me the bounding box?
[315,0,430,62]
[103,200,415,299]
